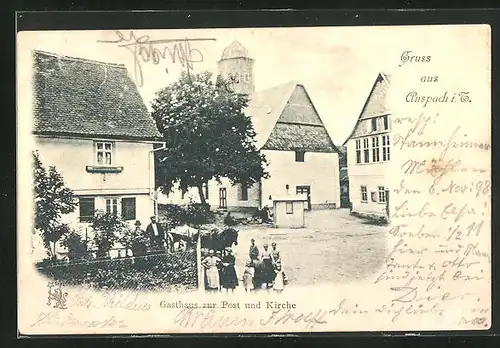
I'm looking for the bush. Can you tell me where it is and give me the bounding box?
[186,202,215,226]
[60,231,89,261]
[224,212,238,226]
[91,210,132,258]
[36,250,197,292]
[159,202,215,228]
[159,204,188,229]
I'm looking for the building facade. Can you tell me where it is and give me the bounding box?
[32,51,164,237]
[208,41,341,212]
[157,41,341,213]
[344,73,391,219]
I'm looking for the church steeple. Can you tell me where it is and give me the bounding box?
[217,40,255,95]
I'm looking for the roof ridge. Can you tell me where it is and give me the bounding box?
[33,50,126,69]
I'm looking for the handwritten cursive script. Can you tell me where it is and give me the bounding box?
[98,30,216,86]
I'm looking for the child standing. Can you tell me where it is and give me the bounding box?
[273,263,285,293]
[243,260,255,292]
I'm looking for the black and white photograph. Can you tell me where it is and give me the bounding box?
[17,24,491,334]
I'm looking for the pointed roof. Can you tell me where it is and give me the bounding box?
[220,40,251,60]
[245,81,298,149]
[32,50,161,140]
[342,72,391,145]
[358,72,391,120]
[246,81,339,153]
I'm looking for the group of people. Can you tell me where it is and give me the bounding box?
[202,238,287,294]
[132,216,169,250]
[245,239,286,293]
[202,248,239,293]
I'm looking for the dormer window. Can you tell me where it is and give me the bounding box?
[96,142,113,165]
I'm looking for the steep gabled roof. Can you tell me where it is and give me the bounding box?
[245,80,298,149]
[246,81,339,153]
[32,50,161,141]
[342,72,391,145]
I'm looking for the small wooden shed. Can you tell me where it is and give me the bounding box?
[272,195,308,228]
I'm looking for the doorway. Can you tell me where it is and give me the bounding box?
[219,188,227,209]
[296,185,311,210]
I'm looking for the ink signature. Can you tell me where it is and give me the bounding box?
[98,30,216,86]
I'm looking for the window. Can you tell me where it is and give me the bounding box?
[79,197,95,222]
[229,71,240,83]
[239,183,248,201]
[96,142,112,165]
[378,186,386,203]
[360,186,368,202]
[383,115,389,130]
[363,138,370,163]
[355,139,361,164]
[106,198,118,216]
[371,118,378,132]
[286,202,293,214]
[295,150,305,162]
[121,197,136,220]
[382,135,391,161]
[372,136,380,162]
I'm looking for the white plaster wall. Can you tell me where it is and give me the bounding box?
[347,138,389,216]
[260,150,340,209]
[34,136,154,195]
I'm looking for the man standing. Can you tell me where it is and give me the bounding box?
[249,238,259,261]
[146,215,165,252]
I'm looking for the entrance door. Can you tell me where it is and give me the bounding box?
[296,185,311,210]
[219,188,227,209]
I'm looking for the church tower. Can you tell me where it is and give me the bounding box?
[217,40,255,95]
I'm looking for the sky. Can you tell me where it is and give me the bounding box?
[17,25,478,145]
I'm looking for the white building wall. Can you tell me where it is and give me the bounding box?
[260,150,340,209]
[157,150,340,213]
[34,136,156,230]
[206,178,260,211]
[346,138,389,217]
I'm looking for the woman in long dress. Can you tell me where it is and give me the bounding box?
[202,249,221,292]
[220,248,239,293]
[260,244,274,288]
[273,263,284,293]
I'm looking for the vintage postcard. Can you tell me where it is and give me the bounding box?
[17,24,491,334]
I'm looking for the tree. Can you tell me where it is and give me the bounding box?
[151,71,268,204]
[91,210,132,258]
[33,151,77,259]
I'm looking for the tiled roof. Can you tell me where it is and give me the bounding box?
[246,81,339,153]
[343,72,391,145]
[32,50,161,140]
[245,81,298,149]
[358,72,391,120]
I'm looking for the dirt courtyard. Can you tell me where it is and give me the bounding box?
[230,209,388,288]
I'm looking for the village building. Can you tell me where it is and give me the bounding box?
[343,72,391,219]
[160,41,341,212]
[32,51,165,237]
